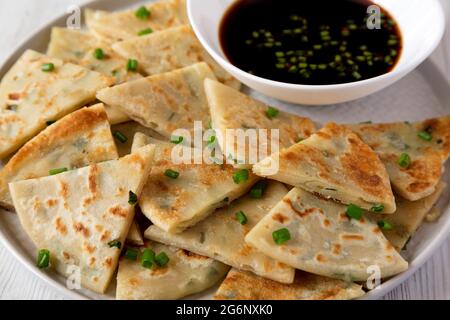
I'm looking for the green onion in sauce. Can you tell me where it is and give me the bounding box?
[220,0,402,85]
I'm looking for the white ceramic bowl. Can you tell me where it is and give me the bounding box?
[187,0,446,105]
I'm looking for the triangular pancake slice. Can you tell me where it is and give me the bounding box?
[214,269,364,300]
[349,117,450,201]
[85,0,188,43]
[245,187,408,282]
[368,182,446,251]
[0,104,118,210]
[97,63,216,138]
[205,79,316,168]
[254,123,396,213]
[9,145,155,293]
[47,27,142,85]
[0,50,114,159]
[112,25,240,90]
[133,133,260,233]
[116,242,229,300]
[145,181,295,283]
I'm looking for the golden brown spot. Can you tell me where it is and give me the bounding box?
[8,93,20,100]
[272,213,288,224]
[323,219,331,227]
[101,230,111,242]
[62,252,71,260]
[316,254,327,263]
[128,278,139,286]
[92,277,99,283]
[109,205,128,218]
[84,244,96,254]
[332,244,342,255]
[46,199,58,207]
[342,234,364,241]
[103,257,113,268]
[73,222,90,237]
[372,227,381,234]
[55,217,67,236]
[283,198,315,218]
[125,154,146,170]
[88,165,98,196]
[385,242,394,251]
[89,257,96,266]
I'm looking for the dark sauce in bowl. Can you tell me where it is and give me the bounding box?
[220,0,402,85]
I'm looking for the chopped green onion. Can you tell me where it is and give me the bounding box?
[378,220,394,231]
[37,249,50,269]
[128,191,138,205]
[108,239,122,249]
[170,136,184,144]
[155,252,170,267]
[398,153,411,168]
[387,39,398,46]
[371,204,385,213]
[41,63,55,72]
[125,248,139,261]
[141,248,156,269]
[275,52,284,57]
[207,135,216,146]
[49,167,68,176]
[113,131,128,143]
[232,169,249,184]
[93,48,104,60]
[272,228,291,245]
[418,131,432,141]
[135,6,151,20]
[126,59,138,72]
[266,106,279,119]
[138,28,153,36]
[235,211,248,225]
[250,180,268,199]
[165,169,180,179]
[346,204,363,220]
[275,64,285,69]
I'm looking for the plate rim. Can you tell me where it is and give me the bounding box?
[0,0,449,301]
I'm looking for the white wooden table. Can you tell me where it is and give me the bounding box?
[0,0,449,300]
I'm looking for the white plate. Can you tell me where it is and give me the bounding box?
[1,0,450,300]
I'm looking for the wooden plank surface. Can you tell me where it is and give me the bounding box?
[0,0,449,300]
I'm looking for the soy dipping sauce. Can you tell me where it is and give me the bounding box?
[220,0,402,85]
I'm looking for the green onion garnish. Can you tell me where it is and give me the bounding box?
[250,180,268,199]
[94,48,104,60]
[108,239,122,249]
[41,63,55,72]
[371,204,385,213]
[125,248,139,261]
[141,249,156,269]
[266,106,279,119]
[49,167,68,176]
[272,228,291,245]
[113,131,128,143]
[235,211,248,225]
[155,252,170,267]
[138,28,153,36]
[37,249,50,269]
[232,169,249,184]
[378,220,394,231]
[207,135,216,146]
[398,153,411,169]
[418,131,432,141]
[135,6,151,20]
[128,191,138,205]
[170,136,184,144]
[346,204,363,220]
[164,169,180,179]
[126,59,138,72]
